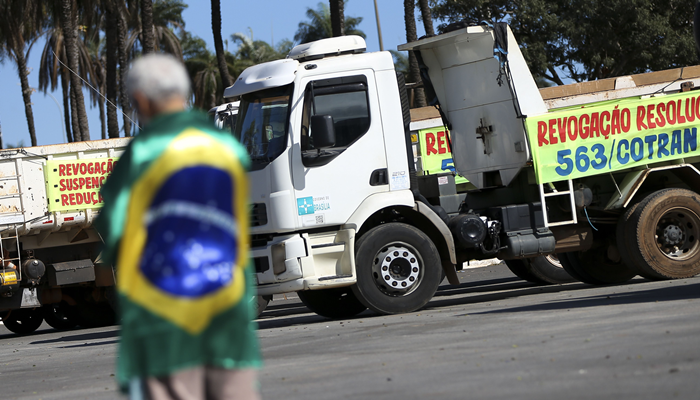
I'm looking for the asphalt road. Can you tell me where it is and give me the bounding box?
[1,263,699,399]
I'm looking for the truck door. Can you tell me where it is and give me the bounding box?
[291,72,388,228]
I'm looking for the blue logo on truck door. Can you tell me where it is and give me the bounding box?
[297,197,315,215]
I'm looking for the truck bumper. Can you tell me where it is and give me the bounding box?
[251,229,358,296]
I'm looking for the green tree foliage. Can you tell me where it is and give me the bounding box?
[294,2,365,44]
[0,0,47,146]
[431,0,698,85]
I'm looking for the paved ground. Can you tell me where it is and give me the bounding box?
[1,263,699,399]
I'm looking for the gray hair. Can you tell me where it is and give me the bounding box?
[126,54,190,104]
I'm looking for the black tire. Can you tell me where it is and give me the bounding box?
[622,188,700,279]
[505,255,575,285]
[505,259,541,283]
[42,302,77,331]
[67,301,116,328]
[252,295,272,318]
[616,201,643,277]
[559,248,636,285]
[297,287,367,319]
[351,223,442,314]
[3,309,44,335]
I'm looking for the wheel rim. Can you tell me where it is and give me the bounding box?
[372,243,423,296]
[654,207,700,261]
[545,254,562,268]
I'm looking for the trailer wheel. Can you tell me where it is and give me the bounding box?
[621,188,700,279]
[3,309,44,335]
[66,301,116,328]
[505,255,575,285]
[351,223,441,314]
[559,248,636,285]
[42,302,77,331]
[297,287,367,319]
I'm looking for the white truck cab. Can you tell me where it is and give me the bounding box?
[223,35,448,316]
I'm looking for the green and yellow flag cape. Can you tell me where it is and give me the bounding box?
[95,110,261,391]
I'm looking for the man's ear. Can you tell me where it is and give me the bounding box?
[131,92,152,121]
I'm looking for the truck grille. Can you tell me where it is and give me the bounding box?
[251,203,267,226]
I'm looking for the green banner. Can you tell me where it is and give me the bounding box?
[418,127,469,184]
[45,158,118,212]
[525,91,700,184]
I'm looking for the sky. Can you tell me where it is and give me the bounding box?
[0,0,428,148]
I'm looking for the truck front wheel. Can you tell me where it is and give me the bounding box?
[620,188,700,279]
[352,223,442,314]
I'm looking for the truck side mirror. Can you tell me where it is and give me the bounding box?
[310,115,336,149]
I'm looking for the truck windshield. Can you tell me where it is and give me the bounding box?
[234,84,293,169]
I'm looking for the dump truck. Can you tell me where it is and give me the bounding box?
[218,23,700,318]
[0,139,129,334]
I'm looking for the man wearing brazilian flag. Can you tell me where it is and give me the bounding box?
[96,54,261,399]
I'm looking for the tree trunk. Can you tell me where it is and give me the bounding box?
[69,81,81,142]
[60,70,74,143]
[117,9,133,136]
[15,49,38,147]
[211,0,233,88]
[329,0,345,37]
[105,0,120,138]
[98,93,106,140]
[140,0,155,54]
[417,0,435,36]
[404,0,426,108]
[60,0,90,141]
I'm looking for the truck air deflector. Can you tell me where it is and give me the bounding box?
[399,25,548,189]
[288,35,366,62]
[224,59,299,99]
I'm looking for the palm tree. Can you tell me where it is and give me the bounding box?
[329,0,344,37]
[85,36,107,140]
[127,0,185,58]
[0,0,46,146]
[60,0,90,141]
[210,0,232,88]
[231,30,289,71]
[403,0,426,108]
[417,0,434,36]
[294,2,365,44]
[38,28,74,142]
[117,2,132,136]
[140,0,155,54]
[39,26,71,143]
[104,0,120,138]
[181,30,220,110]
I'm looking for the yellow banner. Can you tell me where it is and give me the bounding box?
[418,127,469,184]
[525,91,700,184]
[45,158,118,212]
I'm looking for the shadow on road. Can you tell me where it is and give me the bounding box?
[425,276,659,312]
[466,281,700,315]
[30,328,119,345]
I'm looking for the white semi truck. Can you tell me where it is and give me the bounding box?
[220,24,700,318]
[0,139,129,334]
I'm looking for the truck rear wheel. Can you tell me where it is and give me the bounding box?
[297,287,367,319]
[620,188,700,279]
[351,223,442,314]
[505,255,575,285]
[3,309,44,335]
[559,248,636,285]
[42,302,77,331]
